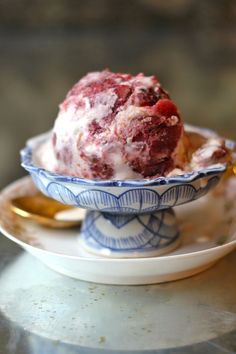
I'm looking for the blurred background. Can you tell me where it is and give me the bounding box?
[0,0,236,188]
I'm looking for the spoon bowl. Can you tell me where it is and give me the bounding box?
[10,193,85,228]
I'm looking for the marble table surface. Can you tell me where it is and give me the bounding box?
[0,233,236,354]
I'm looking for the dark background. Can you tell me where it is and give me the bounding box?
[0,0,236,188]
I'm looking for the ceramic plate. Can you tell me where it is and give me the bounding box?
[1,177,236,285]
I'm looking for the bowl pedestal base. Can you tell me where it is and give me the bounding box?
[78,209,180,258]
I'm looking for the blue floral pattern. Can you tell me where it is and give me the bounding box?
[28,175,220,213]
[81,209,179,252]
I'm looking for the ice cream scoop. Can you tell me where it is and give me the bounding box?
[40,70,186,179]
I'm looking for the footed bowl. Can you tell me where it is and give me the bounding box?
[20,126,233,258]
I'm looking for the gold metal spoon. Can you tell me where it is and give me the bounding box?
[10,192,85,228]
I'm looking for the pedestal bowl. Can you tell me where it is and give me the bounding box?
[20,126,233,258]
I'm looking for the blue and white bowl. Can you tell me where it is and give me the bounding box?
[20,127,233,258]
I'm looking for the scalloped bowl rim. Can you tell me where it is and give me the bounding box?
[20,125,234,188]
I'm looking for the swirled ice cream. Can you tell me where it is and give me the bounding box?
[38,70,228,179]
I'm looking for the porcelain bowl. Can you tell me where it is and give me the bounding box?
[20,126,233,258]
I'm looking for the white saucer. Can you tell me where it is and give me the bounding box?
[1,177,236,285]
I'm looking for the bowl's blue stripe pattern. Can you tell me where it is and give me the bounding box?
[30,176,220,213]
[47,182,75,204]
[82,210,179,251]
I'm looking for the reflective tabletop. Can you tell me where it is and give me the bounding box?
[0,234,236,354]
